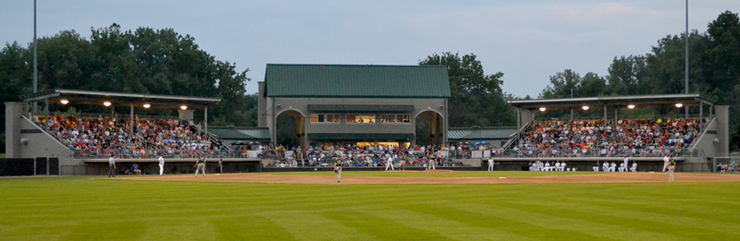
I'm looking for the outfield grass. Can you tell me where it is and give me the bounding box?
[1,175,739,241]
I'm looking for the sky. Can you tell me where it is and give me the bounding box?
[2,0,739,98]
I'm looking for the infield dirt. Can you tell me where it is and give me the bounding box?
[123,171,740,185]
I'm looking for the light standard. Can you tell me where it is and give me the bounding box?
[685,0,689,118]
[33,0,38,114]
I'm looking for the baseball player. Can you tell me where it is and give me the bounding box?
[602,161,609,172]
[667,156,676,181]
[194,155,206,177]
[662,155,670,172]
[487,158,494,171]
[108,155,116,178]
[623,156,629,172]
[610,162,617,172]
[630,162,638,172]
[158,156,165,176]
[385,155,394,171]
[429,156,436,170]
[334,159,343,183]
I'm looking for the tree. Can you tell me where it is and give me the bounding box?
[0,23,256,130]
[605,55,646,95]
[419,52,515,127]
[540,69,581,99]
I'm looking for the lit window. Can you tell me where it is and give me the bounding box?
[381,114,410,124]
[310,114,340,123]
[347,114,376,124]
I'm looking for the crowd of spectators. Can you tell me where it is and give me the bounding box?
[511,118,704,158]
[32,113,220,159]
[267,144,473,168]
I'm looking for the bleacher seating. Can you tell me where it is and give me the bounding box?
[509,118,703,158]
[37,115,222,159]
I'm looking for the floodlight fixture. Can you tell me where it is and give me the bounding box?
[103,101,112,107]
[582,106,589,111]
[143,103,151,109]
[675,103,683,108]
[627,104,635,109]
[60,99,69,105]
[180,105,188,110]
[539,107,546,112]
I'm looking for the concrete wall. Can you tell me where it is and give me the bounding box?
[5,102,74,172]
[266,97,447,145]
[18,117,75,164]
[715,105,730,156]
[5,102,22,158]
[258,81,267,128]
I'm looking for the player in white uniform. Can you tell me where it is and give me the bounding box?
[610,162,617,172]
[630,162,638,172]
[385,155,394,171]
[487,158,494,171]
[662,155,670,172]
[429,156,436,170]
[555,161,561,172]
[158,156,165,176]
[623,156,629,172]
[603,161,609,172]
[544,161,551,171]
[667,156,676,181]
[561,162,567,171]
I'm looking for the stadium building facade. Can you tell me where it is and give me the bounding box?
[258,64,451,148]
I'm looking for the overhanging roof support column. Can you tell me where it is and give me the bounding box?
[205,105,208,139]
[603,105,607,130]
[44,98,49,127]
[130,103,134,138]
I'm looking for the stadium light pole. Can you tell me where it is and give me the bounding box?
[33,0,38,115]
[684,0,689,118]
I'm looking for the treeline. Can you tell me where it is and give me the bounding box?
[538,11,740,151]
[0,24,258,137]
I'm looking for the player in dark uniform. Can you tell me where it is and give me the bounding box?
[194,155,206,177]
[667,156,676,182]
[334,159,343,183]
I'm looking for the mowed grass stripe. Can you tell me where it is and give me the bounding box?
[2,176,740,240]
[357,207,534,241]
[263,210,377,241]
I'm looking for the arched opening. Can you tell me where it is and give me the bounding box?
[275,110,305,147]
[415,110,444,146]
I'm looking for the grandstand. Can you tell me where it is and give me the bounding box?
[4,89,261,175]
[494,94,730,172]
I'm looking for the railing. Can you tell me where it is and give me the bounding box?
[689,117,716,150]
[493,147,691,159]
[502,121,530,151]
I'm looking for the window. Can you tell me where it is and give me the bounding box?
[310,114,340,123]
[346,114,376,124]
[381,114,410,124]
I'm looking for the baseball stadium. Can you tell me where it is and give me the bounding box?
[3,63,740,240]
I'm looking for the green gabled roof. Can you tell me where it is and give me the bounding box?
[209,127,271,141]
[264,64,451,98]
[447,127,518,141]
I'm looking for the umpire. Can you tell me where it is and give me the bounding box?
[108,155,116,178]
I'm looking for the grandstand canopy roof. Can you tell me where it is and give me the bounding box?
[264,64,451,98]
[448,127,518,141]
[508,94,713,110]
[209,127,270,142]
[20,89,220,108]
